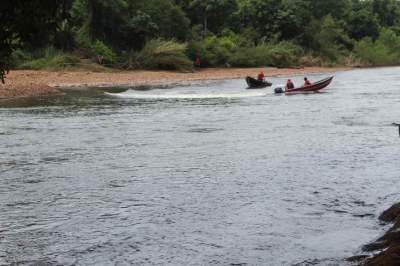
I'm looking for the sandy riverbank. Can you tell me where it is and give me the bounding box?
[0,67,350,100]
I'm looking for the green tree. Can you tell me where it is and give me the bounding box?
[186,0,238,36]
[132,0,190,41]
[312,15,351,60]
[310,0,352,20]
[0,0,65,82]
[71,0,131,50]
[279,0,313,40]
[246,0,284,40]
[372,0,400,27]
[347,9,380,40]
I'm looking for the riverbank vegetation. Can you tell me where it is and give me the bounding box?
[2,0,400,81]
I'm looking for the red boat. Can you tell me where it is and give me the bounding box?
[275,76,334,94]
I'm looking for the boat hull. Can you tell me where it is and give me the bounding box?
[285,76,334,94]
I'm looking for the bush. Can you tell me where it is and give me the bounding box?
[341,54,362,67]
[268,42,303,67]
[228,46,262,67]
[11,49,33,67]
[354,29,400,66]
[187,35,239,67]
[118,51,140,70]
[90,40,116,65]
[298,54,322,67]
[134,39,193,72]
[187,41,208,64]
[188,31,303,67]
[229,42,303,68]
[354,38,389,66]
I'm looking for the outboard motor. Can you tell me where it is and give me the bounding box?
[274,87,284,94]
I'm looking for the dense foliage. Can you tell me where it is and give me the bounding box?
[3,0,400,80]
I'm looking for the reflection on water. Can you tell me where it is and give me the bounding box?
[1,68,400,266]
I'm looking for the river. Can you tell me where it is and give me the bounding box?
[1,67,400,265]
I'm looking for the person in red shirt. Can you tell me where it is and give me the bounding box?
[304,77,312,86]
[194,57,201,67]
[257,71,265,81]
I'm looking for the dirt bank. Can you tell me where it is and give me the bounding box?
[0,67,350,100]
[0,83,61,100]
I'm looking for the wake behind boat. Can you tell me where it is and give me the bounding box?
[246,76,272,89]
[275,76,334,94]
[105,90,268,99]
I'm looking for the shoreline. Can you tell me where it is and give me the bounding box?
[0,67,350,100]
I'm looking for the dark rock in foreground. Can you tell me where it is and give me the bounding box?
[364,246,400,266]
[351,202,400,265]
[379,203,400,222]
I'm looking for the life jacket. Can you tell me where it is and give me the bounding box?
[257,73,265,81]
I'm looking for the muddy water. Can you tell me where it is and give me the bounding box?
[1,67,400,265]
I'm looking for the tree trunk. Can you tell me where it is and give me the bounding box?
[203,13,208,38]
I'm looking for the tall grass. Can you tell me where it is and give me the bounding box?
[15,47,80,70]
[187,34,303,68]
[229,42,303,68]
[133,39,193,72]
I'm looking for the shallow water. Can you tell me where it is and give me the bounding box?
[1,67,400,266]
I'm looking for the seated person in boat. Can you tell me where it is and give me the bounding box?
[257,71,265,81]
[286,79,295,90]
[304,77,312,86]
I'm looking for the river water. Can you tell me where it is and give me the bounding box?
[1,67,400,266]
